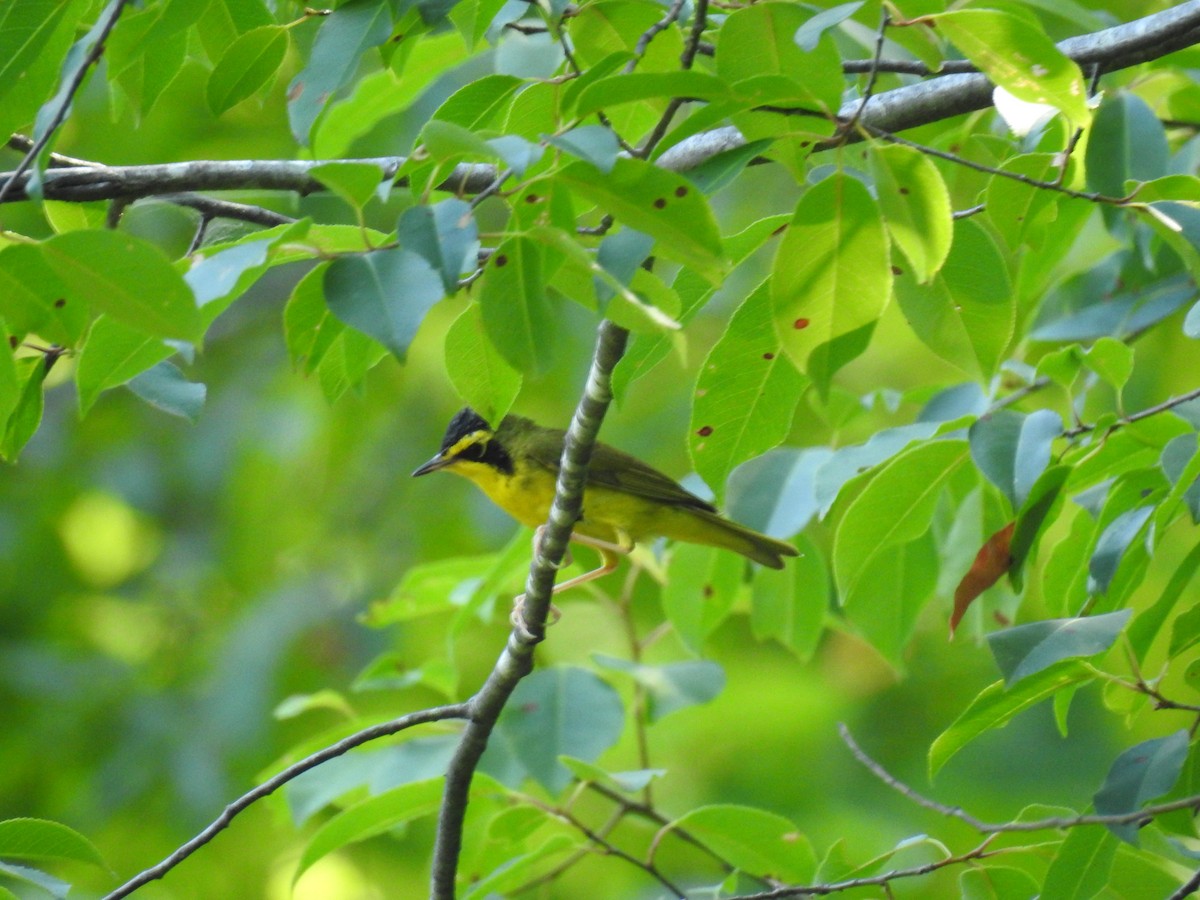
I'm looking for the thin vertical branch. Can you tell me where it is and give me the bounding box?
[429,320,631,900]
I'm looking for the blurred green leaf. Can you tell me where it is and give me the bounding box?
[1086,93,1168,197]
[794,2,863,51]
[126,361,206,423]
[929,661,1093,778]
[486,667,624,794]
[397,199,480,294]
[593,655,725,722]
[670,805,816,883]
[477,236,556,374]
[750,533,827,660]
[1041,825,1118,900]
[444,302,521,425]
[76,316,173,415]
[432,74,522,128]
[969,409,1062,510]
[287,0,394,143]
[548,125,620,173]
[206,24,288,115]
[986,154,1064,249]
[844,531,938,666]
[1088,506,1153,595]
[728,448,831,539]
[1094,731,1189,844]
[1009,464,1070,588]
[296,779,443,882]
[1,356,49,463]
[833,440,969,601]
[43,232,201,341]
[324,248,444,361]
[662,544,745,654]
[574,71,730,119]
[0,861,70,899]
[310,161,391,210]
[987,610,1131,686]
[959,865,1042,900]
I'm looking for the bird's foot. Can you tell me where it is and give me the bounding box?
[510,593,562,639]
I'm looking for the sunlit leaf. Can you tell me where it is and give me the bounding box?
[670,805,816,883]
[444,303,521,424]
[206,24,288,114]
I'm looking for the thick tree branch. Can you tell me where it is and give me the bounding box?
[2,4,1193,208]
[100,704,470,900]
[429,319,630,899]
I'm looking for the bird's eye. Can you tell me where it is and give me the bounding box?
[459,440,486,462]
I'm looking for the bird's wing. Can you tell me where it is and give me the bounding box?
[526,436,717,513]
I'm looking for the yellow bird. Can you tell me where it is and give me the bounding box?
[412,408,798,595]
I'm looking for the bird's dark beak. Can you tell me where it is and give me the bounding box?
[412,452,451,477]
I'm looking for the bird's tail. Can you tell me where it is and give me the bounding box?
[689,511,799,569]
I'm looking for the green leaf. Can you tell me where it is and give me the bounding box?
[869,143,953,283]
[959,865,1042,900]
[295,779,442,881]
[1082,337,1134,393]
[1009,464,1070,587]
[832,440,969,601]
[689,283,807,498]
[574,71,730,119]
[0,817,105,868]
[895,218,1014,379]
[397,199,480,294]
[593,655,725,722]
[444,303,521,425]
[76,316,173,415]
[718,3,842,111]
[185,221,313,322]
[1088,506,1153,595]
[41,232,202,342]
[547,125,621,174]
[431,73,523,128]
[1094,731,1189,844]
[0,244,84,344]
[206,24,288,114]
[1040,826,1118,900]
[419,118,497,163]
[477,237,556,374]
[484,667,624,794]
[287,0,394,143]
[126,361,206,423]
[0,325,18,429]
[683,139,773,195]
[661,544,745,653]
[558,158,725,279]
[0,860,70,899]
[795,2,863,51]
[988,609,1132,686]
[670,805,816,884]
[0,2,66,107]
[1130,540,1200,662]
[750,533,828,661]
[323,249,444,361]
[929,661,1092,778]
[309,161,391,211]
[933,9,1090,124]
[969,409,1063,509]
[844,531,938,666]
[1,356,49,462]
[814,422,941,517]
[727,448,831,539]
[1086,93,1169,198]
[771,173,891,370]
[986,154,1064,249]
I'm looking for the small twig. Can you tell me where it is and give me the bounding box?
[0,0,132,204]
[838,8,892,140]
[186,215,214,256]
[735,838,1002,898]
[102,704,470,900]
[840,723,1200,833]
[1051,63,1102,189]
[577,215,615,237]
[1065,385,1200,438]
[1169,867,1200,900]
[624,0,689,73]
[636,0,709,158]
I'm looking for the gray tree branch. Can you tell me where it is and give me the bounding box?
[429,319,630,899]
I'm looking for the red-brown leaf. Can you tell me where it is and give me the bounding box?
[950,522,1015,638]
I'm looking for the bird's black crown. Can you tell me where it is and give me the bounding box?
[440,407,493,452]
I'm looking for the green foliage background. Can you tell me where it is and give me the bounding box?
[3,0,1200,897]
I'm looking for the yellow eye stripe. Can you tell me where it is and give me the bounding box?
[445,430,490,458]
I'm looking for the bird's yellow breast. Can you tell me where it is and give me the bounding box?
[446,458,668,546]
